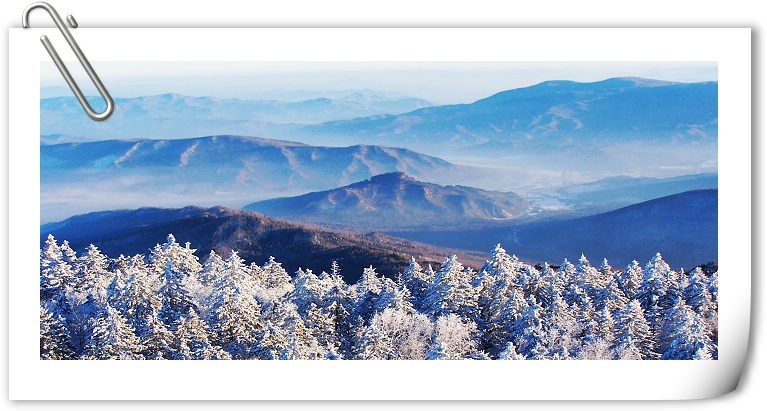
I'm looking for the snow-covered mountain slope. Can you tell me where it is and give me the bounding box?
[303,78,717,149]
[244,172,532,231]
[40,135,462,223]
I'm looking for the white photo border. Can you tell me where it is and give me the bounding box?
[9,28,751,400]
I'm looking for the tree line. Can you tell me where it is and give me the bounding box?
[40,234,717,360]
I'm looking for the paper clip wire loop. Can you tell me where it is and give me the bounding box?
[22,2,114,121]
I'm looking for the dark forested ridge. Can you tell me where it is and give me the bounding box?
[40,206,485,283]
[390,189,718,269]
[40,235,717,360]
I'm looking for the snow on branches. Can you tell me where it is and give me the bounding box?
[40,236,717,360]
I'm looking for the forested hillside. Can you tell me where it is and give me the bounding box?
[40,234,717,360]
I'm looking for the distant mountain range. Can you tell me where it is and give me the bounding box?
[389,189,718,269]
[40,92,431,142]
[302,78,718,150]
[526,173,718,214]
[40,135,463,223]
[40,206,486,284]
[244,172,532,231]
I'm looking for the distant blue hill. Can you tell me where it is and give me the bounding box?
[40,135,462,223]
[388,189,718,269]
[244,172,532,230]
[528,173,718,212]
[40,92,432,142]
[303,77,717,150]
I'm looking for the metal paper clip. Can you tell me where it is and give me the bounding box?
[23,2,114,121]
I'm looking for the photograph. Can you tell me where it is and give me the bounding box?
[39,61,718,361]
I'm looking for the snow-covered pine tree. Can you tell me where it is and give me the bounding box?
[619,260,644,299]
[198,250,224,286]
[352,266,383,323]
[435,313,479,359]
[40,235,75,301]
[112,267,162,337]
[660,298,716,360]
[482,288,527,356]
[400,257,429,311]
[74,244,110,294]
[358,308,434,360]
[81,303,144,360]
[148,234,202,279]
[574,254,601,293]
[320,281,355,358]
[510,296,548,360]
[157,259,197,327]
[613,300,657,360]
[636,253,672,342]
[374,278,415,314]
[40,303,74,360]
[423,255,477,321]
[595,306,616,344]
[557,258,577,289]
[205,251,264,360]
[138,312,175,359]
[683,267,715,317]
[63,290,103,357]
[261,256,294,298]
[171,308,230,360]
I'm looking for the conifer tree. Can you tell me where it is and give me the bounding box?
[40,303,74,360]
[81,303,144,360]
[660,298,716,360]
[205,252,264,359]
[261,256,294,298]
[172,308,230,360]
[157,259,196,327]
[614,300,656,360]
[400,257,429,310]
[511,297,548,360]
[620,260,644,299]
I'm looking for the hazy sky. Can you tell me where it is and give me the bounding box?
[41,61,717,104]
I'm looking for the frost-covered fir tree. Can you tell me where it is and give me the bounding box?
[157,259,196,327]
[423,256,477,321]
[40,303,74,360]
[358,308,434,360]
[148,234,202,278]
[205,251,263,359]
[620,260,644,299]
[352,266,383,323]
[81,303,144,360]
[659,298,716,360]
[435,313,478,359]
[261,256,294,298]
[40,235,75,301]
[171,308,230,360]
[400,257,430,311]
[614,300,656,360]
[139,312,174,359]
[198,250,225,286]
[510,297,548,360]
[636,253,673,340]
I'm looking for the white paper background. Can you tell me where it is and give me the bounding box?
[1,0,763,409]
